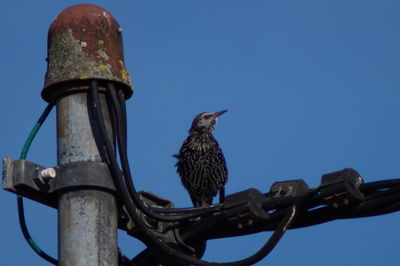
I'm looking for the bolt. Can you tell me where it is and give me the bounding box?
[40,168,56,181]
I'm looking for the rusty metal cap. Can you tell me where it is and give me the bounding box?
[42,4,133,103]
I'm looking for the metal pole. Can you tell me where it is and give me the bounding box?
[56,92,117,266]
[41,4,133,266]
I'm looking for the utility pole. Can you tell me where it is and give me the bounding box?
[41,4,133,265]
[56,93,117,265]
[3,3,400,266]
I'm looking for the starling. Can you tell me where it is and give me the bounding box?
[174,110,228,207]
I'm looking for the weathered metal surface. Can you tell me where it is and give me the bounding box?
[2,158,57,207]
[42,4,133,103]
[2,158,116,208]
[57,91,117,266]
[57,93,104,163]
[58,190,117,266]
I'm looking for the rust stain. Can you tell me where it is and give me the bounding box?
[42,4,133,104]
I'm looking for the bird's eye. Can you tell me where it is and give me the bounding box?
[204,114,212,119]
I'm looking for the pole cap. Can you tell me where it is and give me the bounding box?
[42,4,133,103]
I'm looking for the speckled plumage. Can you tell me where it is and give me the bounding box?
[174,111,228,207]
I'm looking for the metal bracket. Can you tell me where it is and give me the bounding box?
[3,158,199,255]
[121,191,203,258]
[3,157,115,208]
[3,157,210,258]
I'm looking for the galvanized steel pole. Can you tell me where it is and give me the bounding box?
[57,93,117,266]
[42,4,133,266]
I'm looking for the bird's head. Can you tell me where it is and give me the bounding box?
[189,110,228,134]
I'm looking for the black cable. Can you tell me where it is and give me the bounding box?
[89,80,138,215]
[360,179,400,193]
[354,185,400,215]
[108,81,282,264]
[107,83,224,221]
[90,80,195,265]
[181,179,400,240]
[119,248,136,266]
[16,83,400,266]
[90,81,161,260]
[96,80,400,264]
[131,248,159,265]
[113,87,226,214]
[150,204,224,213]
[95,80,395,265]
[96,81,314,265]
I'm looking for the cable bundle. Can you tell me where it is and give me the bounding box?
[16,81,400,265]
[89,80,316,265]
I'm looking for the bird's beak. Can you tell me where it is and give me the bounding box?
[214,110,228,117]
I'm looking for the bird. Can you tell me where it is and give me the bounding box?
[174,110,228,207]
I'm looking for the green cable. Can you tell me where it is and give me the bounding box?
[19,104,54,160]
[17,103,57,265]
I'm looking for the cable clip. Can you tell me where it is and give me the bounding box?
[320,168,364,208]
[224,188,269,229]
[269,179,309,198]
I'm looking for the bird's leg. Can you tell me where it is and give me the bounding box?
[190,196,199,208]
[219,187,225,204]
[201,202,211,208]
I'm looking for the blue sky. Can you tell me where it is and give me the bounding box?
[1,1,400,265]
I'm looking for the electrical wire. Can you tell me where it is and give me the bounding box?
[99,79,400,264]
[17,103,57,265]
[109,81,291,265]
[16,97,134,266]
[112,86,226,214]
[150,204,224,213]
[360,179,400,193]
[19,104,53,160]
[90,80,170,258]
[93,80,400,264]
[16,83,400,265]
[91,81,222,221]
[91,80,314,265]
[17,197,57,265]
